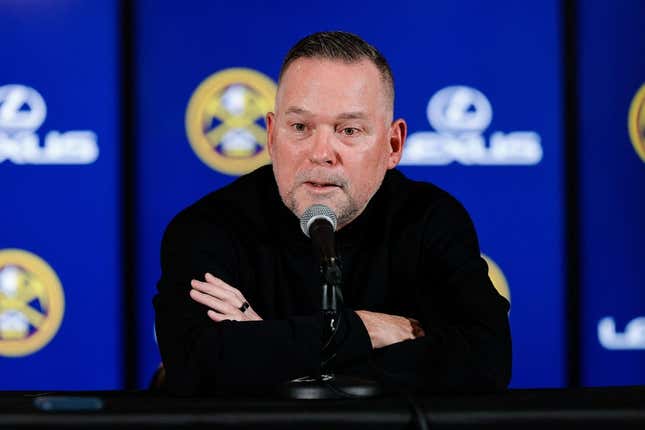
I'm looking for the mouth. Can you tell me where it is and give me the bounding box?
[303,181,341,192]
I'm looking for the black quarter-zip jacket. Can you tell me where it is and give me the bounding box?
[154,165,511,396]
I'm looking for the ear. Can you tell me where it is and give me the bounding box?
[266,111,276,159]
[386,118,407,169]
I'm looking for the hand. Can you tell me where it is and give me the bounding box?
[190,273,262,322]
[354,310,425,349]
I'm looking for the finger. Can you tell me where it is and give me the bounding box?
[191,279,236,301]
[409,321,422,330]
[190,289,239,315]
[208,308,254,323]
[412,326,424,336]
[204,273,245,300]
[191,279,242,307]
[407,318,423,329]
[191,279,238,307]
[207,309,235,322]
[244,308,262,321]
[412,323,425,336]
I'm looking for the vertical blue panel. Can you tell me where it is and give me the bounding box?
[579,0,645,386]
[0,1,121,389]
[396,1,564,388]
[136,0,564,388]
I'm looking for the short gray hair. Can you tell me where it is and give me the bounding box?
[278,31,394,106]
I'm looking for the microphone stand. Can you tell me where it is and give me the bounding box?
[280,256,382,399]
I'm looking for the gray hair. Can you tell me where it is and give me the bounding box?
[278,31,394,106]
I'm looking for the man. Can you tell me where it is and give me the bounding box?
[154,31,511,395]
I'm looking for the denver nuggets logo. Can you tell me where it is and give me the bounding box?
[186,68,277,175]
[0,249,64,357]
[482,254,510,304]
[628,83,645,163]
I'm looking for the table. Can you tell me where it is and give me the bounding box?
[1,386,643,429]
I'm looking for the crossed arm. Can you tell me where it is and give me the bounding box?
[189,272,426,349]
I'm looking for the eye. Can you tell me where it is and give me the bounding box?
[292,123,306,132]
[341,127,359,136]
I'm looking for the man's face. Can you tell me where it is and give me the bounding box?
[266,58,406,229]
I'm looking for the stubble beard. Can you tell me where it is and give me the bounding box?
[283,186,361,230]
[274,165,386,230]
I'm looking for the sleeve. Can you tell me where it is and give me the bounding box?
[367,196,512,394]
[153,211,372,396]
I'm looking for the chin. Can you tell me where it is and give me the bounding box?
[295,196,342,217]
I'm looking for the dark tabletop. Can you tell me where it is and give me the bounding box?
[1,386,644,429]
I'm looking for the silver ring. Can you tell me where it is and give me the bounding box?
[239,301,250,312]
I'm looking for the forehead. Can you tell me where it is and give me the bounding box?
[275,58,390,117]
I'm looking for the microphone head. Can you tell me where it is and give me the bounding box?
[300,205,337,237]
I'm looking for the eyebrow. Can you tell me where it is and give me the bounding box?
[284,107,310,116]
[284,107,368,120]
[337,112,368,120]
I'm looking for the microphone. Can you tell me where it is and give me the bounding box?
[300,204,342,296]
[281,205,381,399]
[300,204,338,265]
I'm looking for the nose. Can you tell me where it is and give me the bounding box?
[308,128,337,166]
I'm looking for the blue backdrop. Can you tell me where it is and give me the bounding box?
[578,0,645,386]
[0,0,121,389]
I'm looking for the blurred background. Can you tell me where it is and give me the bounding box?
[1,0,643,390]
